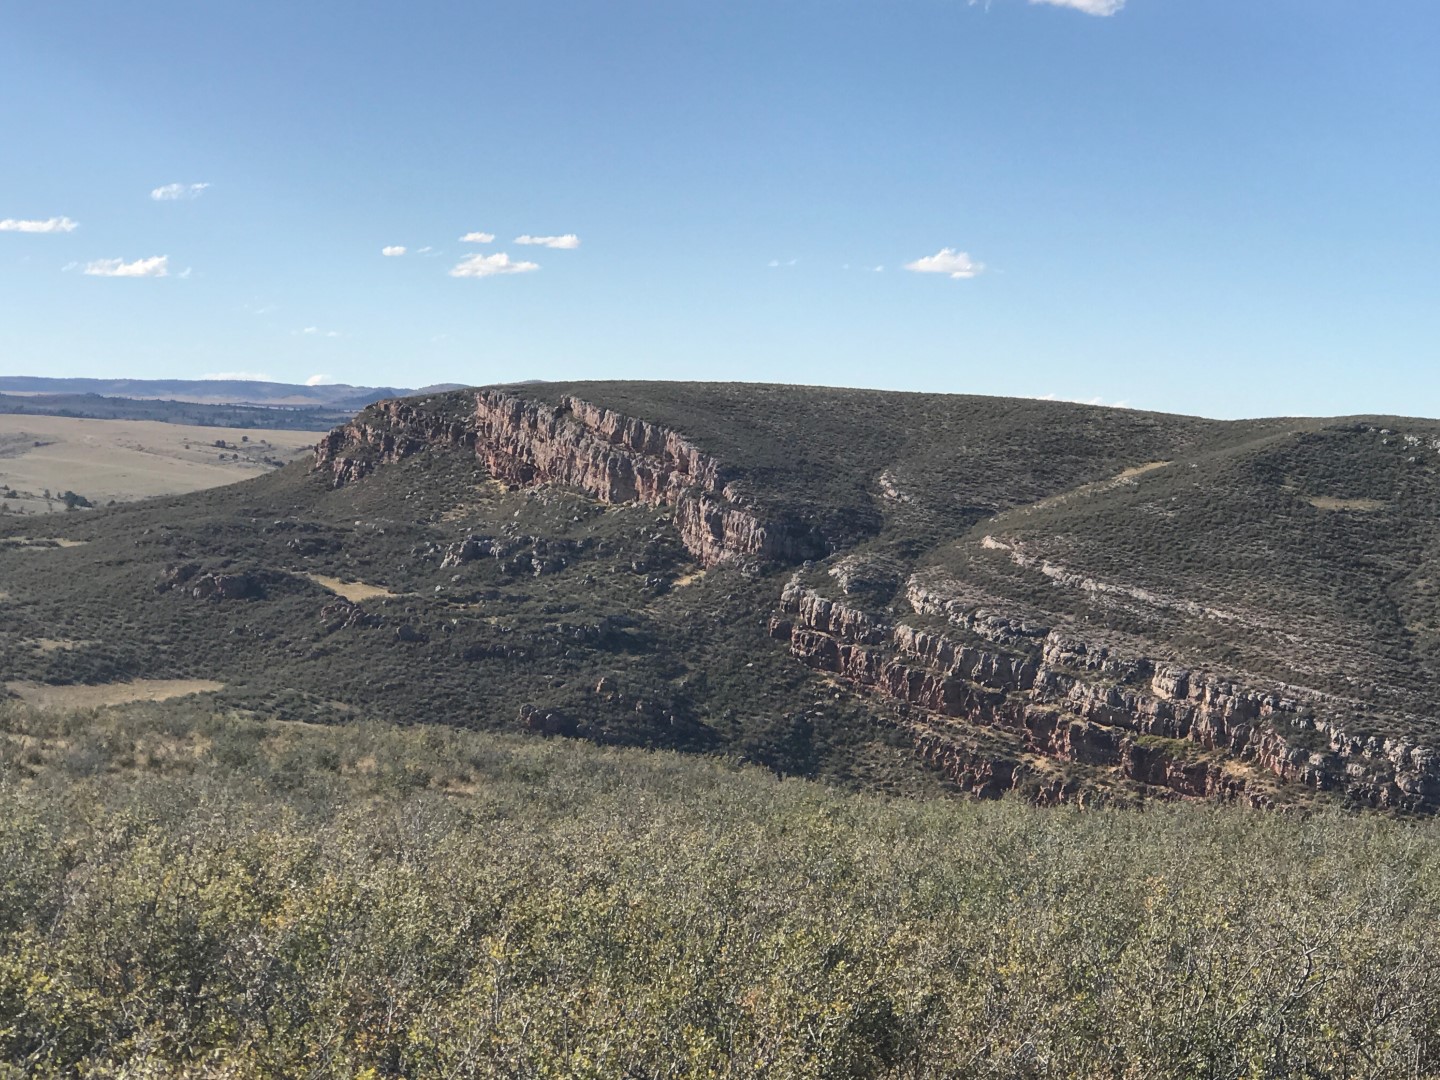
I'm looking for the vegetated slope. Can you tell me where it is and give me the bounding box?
[3,381,1439,808]
[4,697,1438,1077]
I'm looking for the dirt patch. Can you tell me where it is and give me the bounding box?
[1,537,88,549]
[1116,461,1172,481]
[673,570,707,588]
[1307,497,1385,512]
[6,679,225,710]
[305,574,399,602]
[27,638,94,653]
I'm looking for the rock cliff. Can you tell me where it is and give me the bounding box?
[775,575,1440,809]
[315,390,825,568]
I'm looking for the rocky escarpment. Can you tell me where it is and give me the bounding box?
[774,577,1440,809]
[315,390,825,569]
[314,397,476,486]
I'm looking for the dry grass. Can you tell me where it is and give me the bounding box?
[1307,496,1386,512]
[304,574,399,602]
[0,414,315,514]
[0,537,88,549]
[5,679,225,710]
[26,639,93,653]
[1116,461,1172,480]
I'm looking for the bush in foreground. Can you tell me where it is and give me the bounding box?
[1,701,1438,1078]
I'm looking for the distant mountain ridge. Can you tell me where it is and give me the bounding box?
[0,376,463,411]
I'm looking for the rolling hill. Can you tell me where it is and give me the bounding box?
[3,381,1438,809]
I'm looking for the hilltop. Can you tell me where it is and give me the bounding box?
[3,381,1438,809]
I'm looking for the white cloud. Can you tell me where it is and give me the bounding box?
[299,327,343,338]
[83,255,169,278]
[449,252,540,278]
[768,258,799,268]
[305,374,335,386]
[1037,392,1131,408]
[514,233,580,249]
[904,248,984,280]
[202,371,272,381]
[382,245,407,256]
[460,232,495,243]
[1030,0,1125,14]
[151,182,210,201]
[1,216,79,233]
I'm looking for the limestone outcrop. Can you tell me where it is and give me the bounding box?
[777,576,1440,809]
[315,390,825,568]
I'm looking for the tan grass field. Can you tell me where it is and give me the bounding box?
[305,574,400,602]
[0,415,316,515]
[5,679,225,710]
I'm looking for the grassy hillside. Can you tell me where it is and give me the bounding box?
[3,381,1438,806]
[2,698,1438,1078]
[939,419,1440,727]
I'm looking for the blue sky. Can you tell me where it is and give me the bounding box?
[2,0,1437,418]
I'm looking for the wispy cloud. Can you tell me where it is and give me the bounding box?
[151,182,210,201]
[767,258,798,268]
[381,245,407,257]
[305,374,335,386]
[460,231,495,243]
[449,252,540,278]
[514,233,579,249]
[904,248,984,280]
[202,371,272,382]
[83,255,169,278]
[1,217,79,233]
[1030,0,1125,14]
[299,326,343,338]
[1037,392,1131,408]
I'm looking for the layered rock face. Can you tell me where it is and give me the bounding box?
[775,577,1440,809]
[470,391,825,567]
[316,390,826,568]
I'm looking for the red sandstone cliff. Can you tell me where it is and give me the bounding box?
[315,390,825,568]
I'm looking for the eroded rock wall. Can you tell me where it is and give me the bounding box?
[777,578,1440,809]
[315,390,825,568]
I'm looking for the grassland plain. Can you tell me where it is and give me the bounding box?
[2,698,1439,1077]
[3,381,1439,807]
[0,414,315,514]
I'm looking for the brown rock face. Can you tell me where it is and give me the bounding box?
[313,398,476,487]
[778,577,1440,809]
[314,390,826,569]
